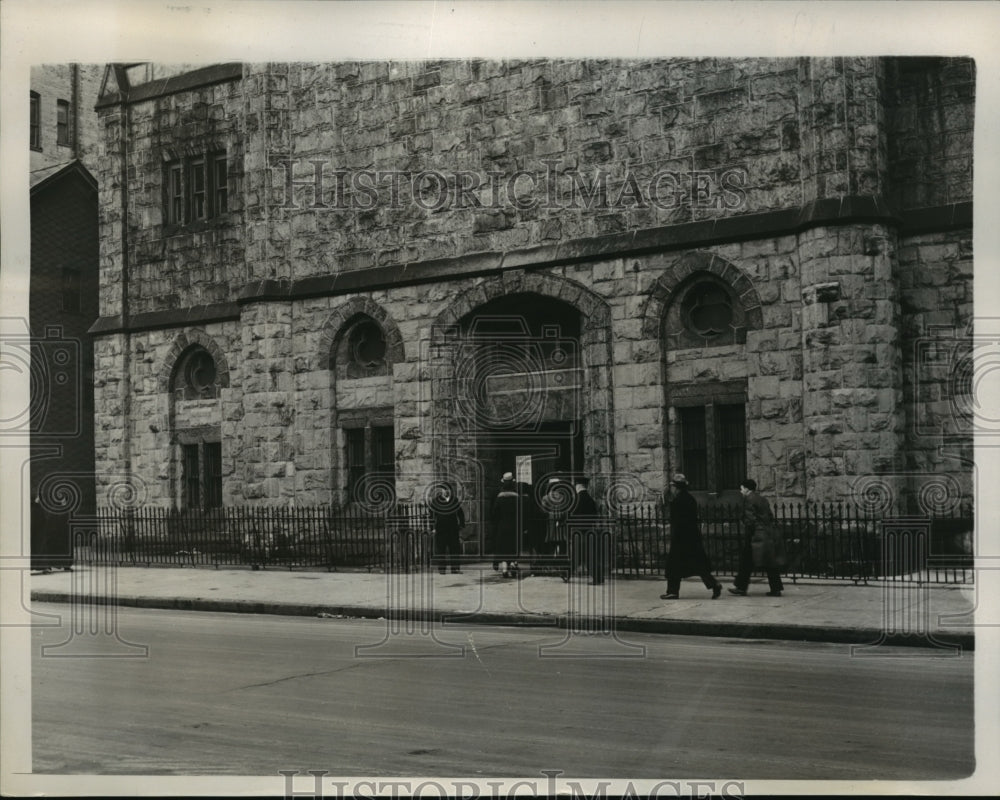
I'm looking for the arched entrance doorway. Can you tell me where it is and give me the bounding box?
[426,274,614,544]
[454,293,584,491]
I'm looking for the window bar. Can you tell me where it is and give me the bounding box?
[29,92,40,149]
[214,154,228,215]
[169,163,184,224]
[189,157,207,220]
[704,402,717,493]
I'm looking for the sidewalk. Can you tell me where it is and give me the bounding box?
[28,563,977,649]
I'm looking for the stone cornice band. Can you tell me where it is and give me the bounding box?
[89,197,971,336]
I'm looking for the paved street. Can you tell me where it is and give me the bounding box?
[31,603,973,780]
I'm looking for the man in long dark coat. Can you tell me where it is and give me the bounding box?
[661,474,722,599]
[490,472,522,577]
[568,476,607,585]
[431,483,465,574]
[729,477,786,597]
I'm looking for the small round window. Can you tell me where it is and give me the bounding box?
[183,349,218,394]
[349,321,387,368]
[681,282,734,338]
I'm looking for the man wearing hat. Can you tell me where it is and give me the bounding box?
[729,478,785,597]
[661,474,722,600]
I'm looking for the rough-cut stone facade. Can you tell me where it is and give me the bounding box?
[91,57,975,520]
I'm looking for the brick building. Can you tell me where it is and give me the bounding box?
[30,64,103,173]
[28,64,103,566]
[90,58,974,523]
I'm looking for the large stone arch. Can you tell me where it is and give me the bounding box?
[432,270,611,341]
[427,270,615,510]
[317,296,405,370]
[640,250,763,341]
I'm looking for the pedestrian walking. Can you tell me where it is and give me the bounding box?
[660,474,722,600]
[490,472,523,578]
[729,478,786,597]
[431,483,465,574]
[568,476,607,585]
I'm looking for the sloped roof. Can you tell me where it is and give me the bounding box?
[30,160,97,195]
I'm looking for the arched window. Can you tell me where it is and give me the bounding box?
[348,319,387,370]
[174,346,221,400]
[170,344,223,508]
[666,273,746,349]
[334,315,391,379]
[331,314,395,505]
[681,281,735,338]
[664,271,750,495]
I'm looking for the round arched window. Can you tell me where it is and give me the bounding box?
[182,348,218,395]
[681,281,734,338]
[349,320,387,368]
[949,347,974,425]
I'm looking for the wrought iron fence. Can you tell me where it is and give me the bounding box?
[83,504,434,572]
[614,501,974,584]
[81,501,974,583]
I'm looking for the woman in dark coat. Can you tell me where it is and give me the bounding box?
[661,474,722,600]
[490,473,522,577]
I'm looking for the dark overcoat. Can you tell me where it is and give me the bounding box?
[490,481,523,559]
[432,503,465,539]
[568,489,600,529]
[664,488,713,579]
[519,481,545,553]
[568,488,607,574]
[541,487,571,546]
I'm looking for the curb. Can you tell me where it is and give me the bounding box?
[30,591,975,651]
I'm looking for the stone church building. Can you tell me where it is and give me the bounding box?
[90,58,974,519]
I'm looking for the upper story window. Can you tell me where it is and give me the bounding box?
[173,345,221,400]
[29,92,40,150]
[349,320,387,369]
[682,282,734,338]
[213,153,228,214]
[56,100,71,146]
[165,151,229,227]
[665,272,748,350]
[335,315,391,379]
[183,348,218,395]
